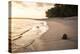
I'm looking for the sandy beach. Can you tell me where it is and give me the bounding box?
[10,17,78,53]
[31,17,78,51]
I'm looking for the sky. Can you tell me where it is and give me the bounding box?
[11,1,54,19]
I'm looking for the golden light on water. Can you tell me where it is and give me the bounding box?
[11,1,54,19]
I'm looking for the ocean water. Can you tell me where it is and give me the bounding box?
[10,18,48,52]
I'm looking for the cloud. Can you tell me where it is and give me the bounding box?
[10,1,54,19]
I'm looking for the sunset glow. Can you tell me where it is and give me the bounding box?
[11,1,54,19]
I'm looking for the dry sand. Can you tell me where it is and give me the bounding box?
[31,17,78,51]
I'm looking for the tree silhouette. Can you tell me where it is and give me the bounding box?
[46,4,78,18]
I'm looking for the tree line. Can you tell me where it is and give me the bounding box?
[46,4,78,18]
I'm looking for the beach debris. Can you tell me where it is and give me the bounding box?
[62,33,68,40]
